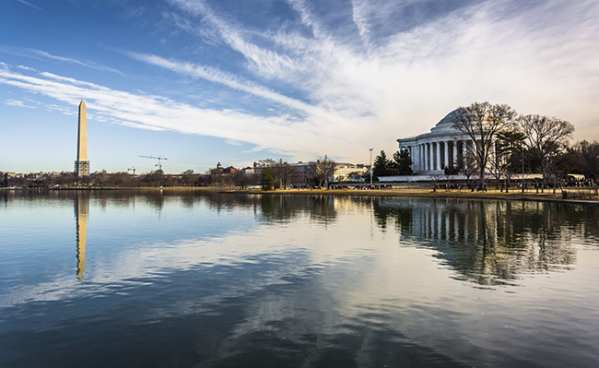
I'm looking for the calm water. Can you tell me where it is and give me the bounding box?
[1,192,598,368]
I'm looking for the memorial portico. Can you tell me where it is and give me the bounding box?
[397,109,477,175]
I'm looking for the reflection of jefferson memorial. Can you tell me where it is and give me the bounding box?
[373,198,577,284]
[397,109,477,175]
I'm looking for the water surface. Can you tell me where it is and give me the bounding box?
[1,192,598,367]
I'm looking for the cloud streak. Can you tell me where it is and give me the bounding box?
[351,0,370,47]
[127,52,316,116]
[4,98,36,108]
[0,47,124,76]
[15,0,41,11]
[168,0,300,79]
[29,49,124,76]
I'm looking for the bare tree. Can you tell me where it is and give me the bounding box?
[463,149,479,191]
[517,115,574,190]
[274,160,293,189]
[488,130,526,192]
[232,171,252,189]
[488,146,505,190]
[310,156,336,188]
[453,102,517,189]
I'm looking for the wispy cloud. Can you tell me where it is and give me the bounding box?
[287,0,328,39]
[29,49,87,65]
[15,0,41,11]
[28,49,124,76]
[167,0,301,79]
[17,64,36,72]
[0,47,124,76]
[127,52,322,116]
[350,0,369,47]
[4,98,36,108]
[45,103,75,116]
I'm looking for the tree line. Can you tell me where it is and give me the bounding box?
[1,156,339,189]
[371,149,413,178]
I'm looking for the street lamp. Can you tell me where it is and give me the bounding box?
[369,148,373,186]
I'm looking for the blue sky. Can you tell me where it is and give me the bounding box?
[1,0,598,173]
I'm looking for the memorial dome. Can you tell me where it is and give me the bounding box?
[430,108,466,134]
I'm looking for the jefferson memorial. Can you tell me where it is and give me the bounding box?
[397,108,477,175]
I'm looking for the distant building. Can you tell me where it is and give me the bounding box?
[333,163,369,182]
[247,160,313,186]
[287,162,313,186]
[209,162,239,176]
[247,160,367,185]
[397,108,478,175]
[74,100,90,177]
[222,166,239,175]
[240,166,255,175]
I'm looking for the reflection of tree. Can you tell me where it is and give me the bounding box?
[258,195,337,224]
[373,198,587,285]
[196,193,339,224]
[141,193,165,212]
[180,194,195,209]
[372,199,412,233]
[199,192,258,213]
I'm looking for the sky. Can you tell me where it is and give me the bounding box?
[1,0,598,173]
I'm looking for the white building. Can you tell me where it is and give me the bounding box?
[333,163,369,182]
[397,108,478,175]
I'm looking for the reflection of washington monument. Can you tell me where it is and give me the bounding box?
[75,195,89,280]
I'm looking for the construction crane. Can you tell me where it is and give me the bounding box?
[139,155,168,171]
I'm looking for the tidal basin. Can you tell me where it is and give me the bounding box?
[1,192,598,367]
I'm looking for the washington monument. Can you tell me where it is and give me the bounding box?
[74,100,89,177]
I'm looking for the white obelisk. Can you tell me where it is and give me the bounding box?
[75,100,89,177]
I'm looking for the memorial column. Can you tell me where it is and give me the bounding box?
[435,141,441,171]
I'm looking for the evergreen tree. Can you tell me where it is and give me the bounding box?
[394,150,413,175]
[261,167,275,190]
[373,150,390,178]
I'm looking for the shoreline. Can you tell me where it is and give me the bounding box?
[5,186,599,205]
[242,188,599,205]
